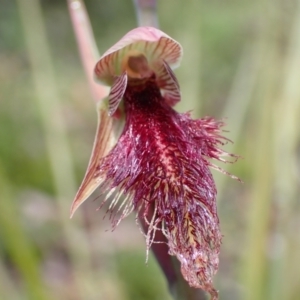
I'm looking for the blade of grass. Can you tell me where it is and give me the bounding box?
[215,39,263,194]
[241,8,279,298]
[272,1,300,299]
[0,251,22,300]
[174,2,203,118]
[242,58,275,300]
[133,0,159,28]
[0,163,53,300]
[17,0,100,298]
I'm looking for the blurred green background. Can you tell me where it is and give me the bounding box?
[1,0,300,299]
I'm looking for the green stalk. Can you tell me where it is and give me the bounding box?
[133,0,159,28]
[272,1,300,299]
[0,163,52,300]
[215,39,263,194]
[17,0,99,298]
[241,4,280,298]
[242,57,275,300]
[0,258,21,300]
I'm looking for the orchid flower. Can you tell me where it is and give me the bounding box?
[70,26,237,300]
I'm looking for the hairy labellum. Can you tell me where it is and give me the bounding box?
[93,77,229,299]
[71,27,238,300]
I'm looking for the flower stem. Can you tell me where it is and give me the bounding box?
[0,164,50,300]
[133,0,159,28]
[67,0,108,102]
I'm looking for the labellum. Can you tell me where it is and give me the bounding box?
[71,27,238,300]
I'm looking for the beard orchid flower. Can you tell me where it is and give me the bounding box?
[70,27,238,300]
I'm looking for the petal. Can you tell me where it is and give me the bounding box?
[94,27,183,85]
[156,60,181,106]
[70,104,123,217]
[108,72,128,116]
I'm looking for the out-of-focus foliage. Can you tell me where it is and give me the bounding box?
[0,0,299,299]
